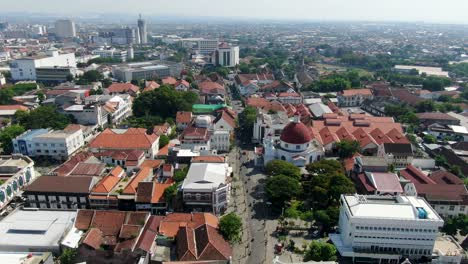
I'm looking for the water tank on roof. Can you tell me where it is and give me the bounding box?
[416,207,428,219]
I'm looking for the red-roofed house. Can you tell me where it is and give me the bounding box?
[93,149,146,173]
[176,111,193,130]
[162,77,177,86]
[73,209,150,263]
[143,81,160,92]
[337,88,373,107]
[354,172,403,195]
[89,128,160,158]
[135,179,175,214]
[106,83,140,97]
[175,80,190,91]
[400,166,468,217]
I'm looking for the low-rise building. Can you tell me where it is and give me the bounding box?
[400,166,468,218]
[89,128,159,158]
[113,61,174,82]
[378,143,414,168]
[23,176,97,209]
[0,208,77,253]
[416,112,460,128]
[181,162,232,215]
[0,155,36,211]
[337,89,374,107]
[427,123,468,142]
[176,111,192,131]
[330,194,444,263]
[13,126,85,160]
[106,83,140,97]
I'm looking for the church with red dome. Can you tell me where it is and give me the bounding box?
[261,112,324,167]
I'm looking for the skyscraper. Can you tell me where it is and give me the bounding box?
[137,15,147,44]
[54,19,76,38]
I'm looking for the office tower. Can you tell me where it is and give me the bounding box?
[54,19,76,38]
[137,15,147,44]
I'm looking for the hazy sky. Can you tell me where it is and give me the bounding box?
[3,0,468,24]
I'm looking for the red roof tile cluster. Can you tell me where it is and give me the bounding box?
[213,109,236,129]
[89,128,158,151]
[107,83,139,94]
[53,152,95,176]
[159,212,219,238]
[415,112,459,122]
[280,121,313,144]
[177,224,232,261]
[311,115,407,147]
[234,73,275,86]
[123,167,152,195]
[93,149,145,166]
[181,126,210,140]
[68,163,106,177]
[91,171,121,194]
[175,80,190,88]
[400,166,468,204]
[153,123,171,136]
[199,81,225,95]
[75,210,150,252]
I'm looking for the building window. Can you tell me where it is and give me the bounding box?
[296,145,300,150]
[460,206,466,211]
[449,205,455,211]
[285,144,288,148]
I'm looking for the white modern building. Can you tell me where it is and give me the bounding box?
[112,61,173,82]
[252,109,290,144]
[92,48,128,62]
[330,194,444,263]
[13,127,84,160]
[10,50,76,81]
[0,155,36,212]
[54,19,76,38]
[215,44,239,67]
[181,162,232,215]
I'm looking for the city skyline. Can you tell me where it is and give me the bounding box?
[2,0,468,24]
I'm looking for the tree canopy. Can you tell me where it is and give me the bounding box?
[265,160,301,179]
[237,106,256,143]
[336,140,360,158]
[14,106,73,130]
[219,212,243,243]
[0,125,25,154]
[265,174,302,208]
[133,85,198,119]
[303,241,337,262]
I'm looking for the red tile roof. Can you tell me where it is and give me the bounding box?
[92,174,120,194]
[162,77,177,85]
[0,105,29,111]
[341,88,372,97]
[53,152,95,176]
[280,121,313,144]
[214,110,236,129]
[134,215,164,252]
[135,182,154,203]
[176,111,193,124]
[107,83,139,94]
[416,112,459,121]
[69,163,106,177]
[175,80,190,88]
[151,179,174,204]
[123,167,152,195]
[199,81,225,94]
[82,228,103,250]
[24,176,93,194]
[140,159,164,169]
[89,128,158,150]
[430,170,464,185]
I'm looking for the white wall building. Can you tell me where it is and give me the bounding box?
[54,19,76,38]
[330,194,444,263]
[216,45,239,67]
[92,48,128,62]
[10,50,76,81]
[181,162,232,215]
[13,127,84,160]
[0,155,36,212]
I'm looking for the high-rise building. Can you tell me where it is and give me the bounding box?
[54,19,76,38]
[197,39,219,55]
[137,15,147,44]
[215,43,239,67]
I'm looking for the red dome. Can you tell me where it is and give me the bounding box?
[280,121,313,144]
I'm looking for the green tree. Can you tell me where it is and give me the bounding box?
[59,248,77,264]
[336,140,360,158]
[265,160,301,179]
[423,134,437,144]
[173,167,188,183]
[163,184,178,208]
[303,240,337,262]
[0,125,25,154]
[216,67,229,78]
[15,106,72,130]
[0,88,14,104]
[237,106,256,143]
[132,86,198,119]
[81,70,104,83]
[415,100,436,113]
[219,212,243,243]
[265,174,302,208]
[159,135,169,148]
[239,62,250,74]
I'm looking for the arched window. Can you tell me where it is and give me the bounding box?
[281,156,286,161]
